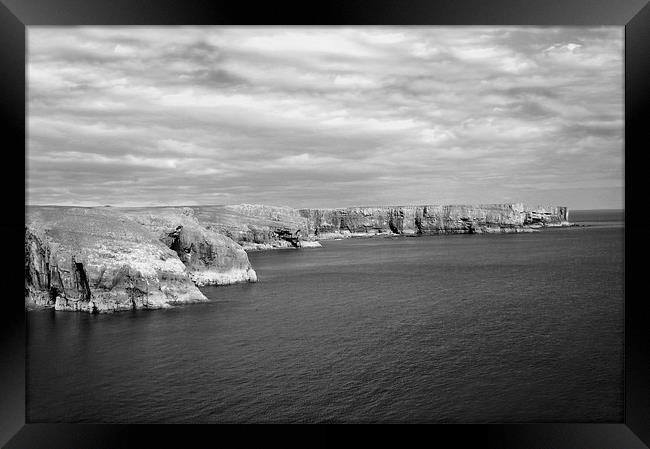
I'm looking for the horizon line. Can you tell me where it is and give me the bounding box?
[24,203,624,211]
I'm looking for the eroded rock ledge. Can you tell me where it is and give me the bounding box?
[25,206,257,313]
[121,207,258,286]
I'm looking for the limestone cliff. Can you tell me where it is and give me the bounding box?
[120,207,258,286]
[180,203,571,247]
[190,204,313,250]
[25,207,208,313]
[300,204,570,238]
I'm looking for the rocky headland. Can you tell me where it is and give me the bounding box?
[25,203,571,313]
[116,206,258,286]
[25,206,257,313]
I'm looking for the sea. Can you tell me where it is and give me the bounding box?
[26,209,625,423]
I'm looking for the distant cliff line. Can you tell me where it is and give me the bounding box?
[298,203,569,237]
[205,203,571,248]
[25,203,571,313]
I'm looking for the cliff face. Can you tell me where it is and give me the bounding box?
[121,207,257,286]
[299,204,570,237]
[25,207,208,313]
[300,204,568,239]
[169,203,571,248]
[190,205,312,250]
[25,206,258,313]
[523,206,569,225]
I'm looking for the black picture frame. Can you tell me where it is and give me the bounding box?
[2,1,648,447]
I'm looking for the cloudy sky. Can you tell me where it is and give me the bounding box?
[27,26,623,209]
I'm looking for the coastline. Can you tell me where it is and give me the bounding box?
[25,203,575,313]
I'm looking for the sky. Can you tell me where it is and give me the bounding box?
[27,26,624,210]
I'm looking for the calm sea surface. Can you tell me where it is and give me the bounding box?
[27,210,624,423]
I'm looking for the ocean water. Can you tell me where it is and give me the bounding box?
[26,210,624,423]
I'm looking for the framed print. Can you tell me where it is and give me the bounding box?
[2,0,649,447]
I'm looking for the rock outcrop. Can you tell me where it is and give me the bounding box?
[25,206,258,313]
[25,207,208,313]
[190,204,313,250]
[120,207,257,286]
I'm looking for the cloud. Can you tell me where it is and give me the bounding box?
[27,26,624,209]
